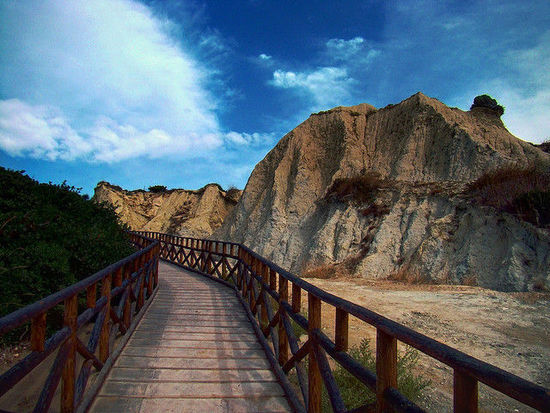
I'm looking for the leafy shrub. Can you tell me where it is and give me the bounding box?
[325,173,383,204]
[322,339,430,411]
[0,168,135,343]
[470,94,505,116]
[225,185,241,203]
[466,166,550,227]
[148,185,167,193]
[537,139,550,154]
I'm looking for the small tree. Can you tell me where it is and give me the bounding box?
[470,94,505,116]
[148,185,167,193]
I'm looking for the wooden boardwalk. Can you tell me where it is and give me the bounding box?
[89,262,292,413]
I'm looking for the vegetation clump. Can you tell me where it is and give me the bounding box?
[225,185,241,203]
[321,339,430,411]
[467,166,550,228]
[325,173,384,204]
[148,185,167,193]
[0,168,135,342]
[470,94,505,116]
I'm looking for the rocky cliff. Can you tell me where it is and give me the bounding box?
[94,182,241,238]
[216,93,550,291]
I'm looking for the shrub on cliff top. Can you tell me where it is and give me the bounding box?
[470,94,505,116]
[148,185,167,193]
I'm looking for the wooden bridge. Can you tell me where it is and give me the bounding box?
[0,231,549,412]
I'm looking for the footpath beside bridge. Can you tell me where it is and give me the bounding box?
[0,231,549,412]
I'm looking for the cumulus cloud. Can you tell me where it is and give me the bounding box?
[0,0,224,162]
[225,131,275,146]
[271,67,355,108]
[326,37,365,60]
[0,99,91,161]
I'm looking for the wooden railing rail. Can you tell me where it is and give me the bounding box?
[0,233,159,413]
[136,231,550,413]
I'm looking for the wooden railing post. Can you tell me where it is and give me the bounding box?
[222,244,228,279]
[260,263,269,328]
[308,293,322,413]
[207,241,213,275]
[86,283,96,309]
[99,274,112,363]
[454,370,478,413]
[137,254,146,311]
[122,263,132,328]
[31,312,47,352]
[292,283,301,314]
[376,329,397,413]
[147,250,154,297]
[61,294,77,413]
[335,308,349,352]
[278,275,289,365]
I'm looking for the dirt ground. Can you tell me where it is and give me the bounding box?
[302,277,550,412]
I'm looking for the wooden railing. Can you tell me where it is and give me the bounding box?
[0,233,159,413]
[137,231,550,413]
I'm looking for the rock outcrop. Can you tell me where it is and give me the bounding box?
[94,182,241,238]
[216,93,550,291]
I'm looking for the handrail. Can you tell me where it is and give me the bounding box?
[0,233,160,413]
[136,230,550,413]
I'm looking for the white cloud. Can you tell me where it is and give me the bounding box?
[225,131,275,146]
[271,67,355,108]
[0,99,91,161]
[326,37,380,64]
[259,53,272,60]
[0,0,225,162]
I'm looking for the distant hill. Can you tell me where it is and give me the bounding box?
[216,93,550,292]
[94,182,241,238]
[0,167,134,331]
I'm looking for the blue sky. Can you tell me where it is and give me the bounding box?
[1,0,549,196]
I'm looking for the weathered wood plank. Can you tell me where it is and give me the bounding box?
[122,346,267,359]
[91,395,291,413]
[100,380,285,398]
[115,355,271,369]
[107,367,278,382]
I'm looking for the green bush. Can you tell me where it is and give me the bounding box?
[470,94,504,116]
[322,339,430,411]
[148,185,167,193]
[0,168,135,343]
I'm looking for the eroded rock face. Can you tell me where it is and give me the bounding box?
[216,93,550,291]
[94,182,241,238]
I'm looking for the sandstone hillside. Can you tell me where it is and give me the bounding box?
[216,93,550,291]
[94,182,241,238]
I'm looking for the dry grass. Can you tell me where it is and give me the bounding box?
[388,266,433,284]
[467,165,550,227]
[302,263,341,279]
[510,291,550,305]
[462,274,478,286]
[325,172,384,204]
[360,203,390,217]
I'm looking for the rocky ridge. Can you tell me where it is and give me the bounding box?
[216,93,550,291]
[94,182,241,238]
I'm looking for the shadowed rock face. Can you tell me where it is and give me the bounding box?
[94,182,241,238]
[216,93,550,292]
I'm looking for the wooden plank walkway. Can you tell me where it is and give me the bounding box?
[90,262,292,413]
